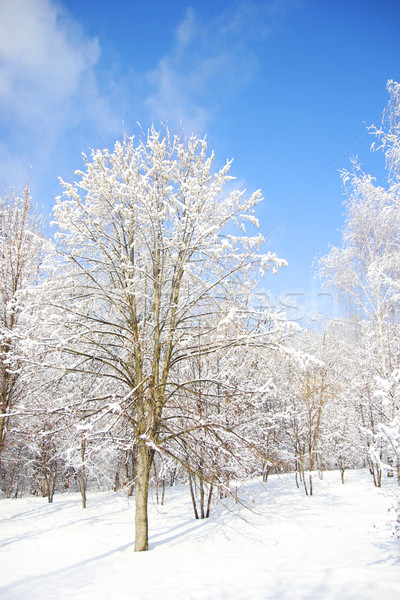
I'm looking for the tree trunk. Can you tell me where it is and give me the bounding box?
[295,467,300,489]
[161,477,166,505]
[263,465,271,483]
[48,461,57,503]
[50,468,57,502]
[79,438,87,509]
[188,471,199,519]
[302,474,309,496]
[153,462,159,504]
[206,484,213,518]
[7,462,16,498]
[199,477,205,519]
[134,442,153,552]
[369,461,382,488]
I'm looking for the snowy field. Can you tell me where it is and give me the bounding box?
[1,469,399,600]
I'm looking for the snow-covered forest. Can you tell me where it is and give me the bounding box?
[1,79,400,572]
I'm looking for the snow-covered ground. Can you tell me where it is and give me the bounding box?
[1,470,399,600]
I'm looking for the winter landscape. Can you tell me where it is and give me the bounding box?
[0,2,400,599]
[2,470,399,600]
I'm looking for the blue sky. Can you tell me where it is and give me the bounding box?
[0,0,399,321]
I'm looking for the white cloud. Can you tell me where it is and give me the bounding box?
[0,0,98,98]
[0,0,119,140]
[0,0,298,200]
[0,0,103,124]
[175,7,195,50]
[144,1,295,131]
[0,0,120,194]
[146,58,216,132]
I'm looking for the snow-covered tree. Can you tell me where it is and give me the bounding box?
[41,127,288,551]
[319,80,400,486]
[316,322,366,483]
[0,183,46,490]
